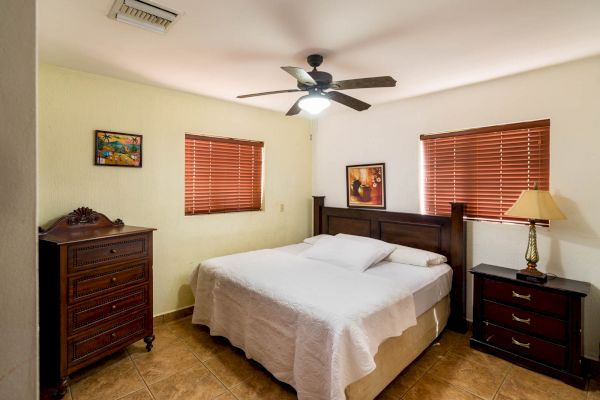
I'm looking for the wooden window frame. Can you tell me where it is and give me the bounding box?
[420,119,550,225]
[185,133,264,215]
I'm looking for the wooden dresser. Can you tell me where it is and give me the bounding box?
[470,263,590,388]
[39,207,156,398]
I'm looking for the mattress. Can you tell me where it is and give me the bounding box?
[275,243,453,317]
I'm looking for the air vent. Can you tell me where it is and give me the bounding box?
[108,0,180,33]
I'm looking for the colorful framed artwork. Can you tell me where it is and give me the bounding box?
[95,130,143,167]
[346,163,386,209]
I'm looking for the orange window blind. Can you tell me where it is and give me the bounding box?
[420,120,550,224]
[185,134,264,215]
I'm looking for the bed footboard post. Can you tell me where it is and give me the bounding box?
[449,202,468,333]
[313,196,325,236]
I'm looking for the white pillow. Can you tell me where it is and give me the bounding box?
[335,233,396,258]
[387,244,447,267]
[303,234,331,245]
[300,236,388,272]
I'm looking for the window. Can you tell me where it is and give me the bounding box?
[420,120,549,224]
[185,134,264,215]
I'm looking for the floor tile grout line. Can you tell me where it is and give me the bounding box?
[420,372,488,400]
[426,362,501,400]
[178,324,274,395]
[140,358,205,389]
[490,365,511,400]
[227,389,242,400]
[146,349,230,399]
[400,342,449,397]
[418,338,496,400]
[196,351,249,399]
[447,345,511,371]
[161,316,236,396]
[69,352,144,400]
[127,349,156,400]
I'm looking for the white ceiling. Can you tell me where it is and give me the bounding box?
[39,0,600,115]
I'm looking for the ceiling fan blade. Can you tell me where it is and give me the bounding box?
[281,66,317,86]
[286,98,302,116]
[327,91,371,111]
[330,76,396,90]
[237,89,302,98]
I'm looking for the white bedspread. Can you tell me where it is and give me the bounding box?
[190,248,417,400]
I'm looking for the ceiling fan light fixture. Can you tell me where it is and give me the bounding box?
[298,94,331,115]
[237,54,395,116]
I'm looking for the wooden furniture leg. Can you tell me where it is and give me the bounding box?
[55,376,69,399]
[144,335,155,352]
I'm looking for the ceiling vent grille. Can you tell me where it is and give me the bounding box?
[108,0,180,33]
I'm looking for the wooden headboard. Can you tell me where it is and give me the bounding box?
[313,196,467,332]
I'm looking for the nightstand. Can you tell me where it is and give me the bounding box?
[470,263,590,388]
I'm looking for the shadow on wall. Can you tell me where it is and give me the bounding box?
[585,284,600,359]
[177,282,195,310]
[546,237,565,278]
[549,192,599,246]
[542,192,599,275]
[465,222,474,268]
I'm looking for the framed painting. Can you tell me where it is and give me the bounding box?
[346,163,386,209]
[95,130,142,167]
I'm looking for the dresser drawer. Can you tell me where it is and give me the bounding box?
[483,279,567,317]
[68,261,149,304]
[68,285,149,335]
[68,311,147,368]
[67,234,149,273]
[483,322,566,369]
[483,300,566,342]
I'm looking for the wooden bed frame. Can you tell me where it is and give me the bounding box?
[313,196,467,332]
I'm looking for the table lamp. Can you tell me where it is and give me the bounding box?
[504,182,566,283]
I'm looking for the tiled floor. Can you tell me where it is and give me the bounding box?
[44,315,600,400]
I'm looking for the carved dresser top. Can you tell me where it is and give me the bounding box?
[39,206,155,245]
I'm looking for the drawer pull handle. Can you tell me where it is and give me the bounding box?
[512,314,531,325]
[110,249,118,253]
[511,291,531,301]
[111,277,118,283]
[511,337,530,349]
[111,333,117,339]
[111,305,117,310]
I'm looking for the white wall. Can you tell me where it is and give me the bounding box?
[314,55,600,359]
[0,0,38,397]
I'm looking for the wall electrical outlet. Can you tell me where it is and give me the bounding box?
[280,204,285,212]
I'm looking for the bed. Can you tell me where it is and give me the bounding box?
[190,196,466,399]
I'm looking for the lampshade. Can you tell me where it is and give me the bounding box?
[504,189,566,220]
[298,94,330,115]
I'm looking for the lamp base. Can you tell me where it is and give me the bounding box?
[516,268,547,284]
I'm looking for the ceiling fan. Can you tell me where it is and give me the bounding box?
[237,54,396,116]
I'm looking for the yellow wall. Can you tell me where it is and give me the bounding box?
[39,64,312,315]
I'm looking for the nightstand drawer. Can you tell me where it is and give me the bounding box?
[483,323,566,369]
[67,233,149,273]
[483,300,566,342]
[483,279,567,317]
